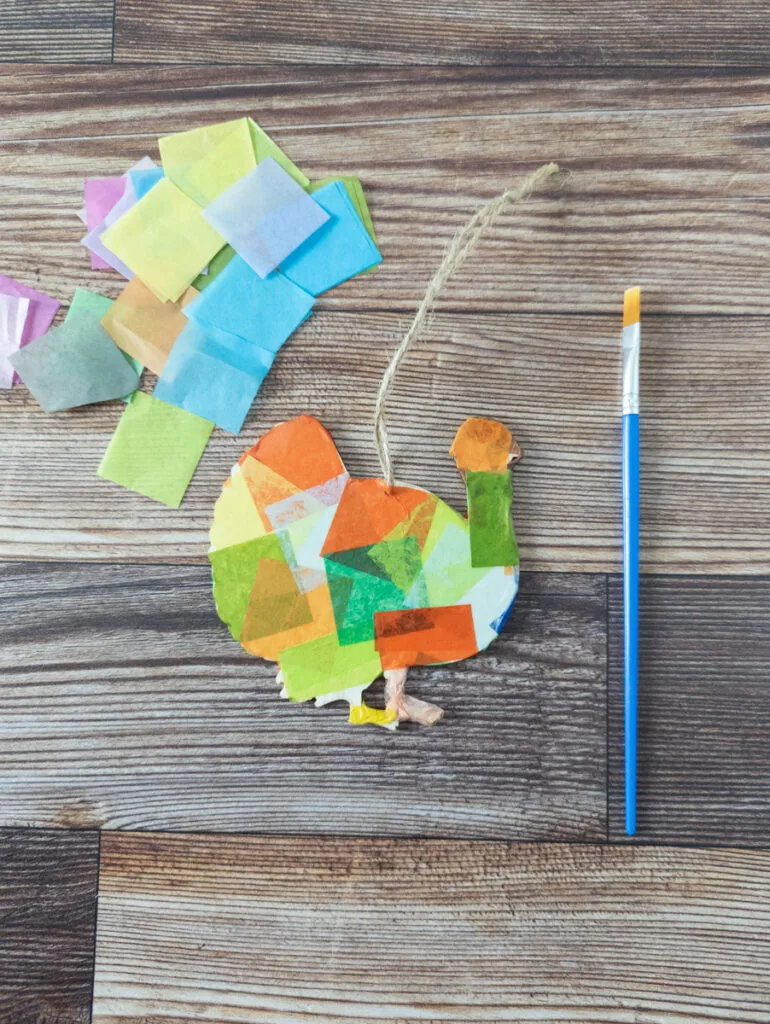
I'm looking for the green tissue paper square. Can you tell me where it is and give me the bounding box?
[98,391,213,508]
[67,287,143,397]
[209,533,285,642]
[11,307,140,412]
[66,286,113,323]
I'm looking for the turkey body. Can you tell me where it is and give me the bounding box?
[209,415,519,723]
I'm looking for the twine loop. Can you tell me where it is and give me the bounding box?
[373,162,559,486]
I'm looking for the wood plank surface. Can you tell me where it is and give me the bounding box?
[7,65,770,144]
[0,828,99,1024]
[0,2,112,63]
[2,311,768,572]
[608,576,770,848]
[1,69,769,572]
[93,832,770,1023]
[112,1,770,67]
[0,564,606,839]
[3,67,770,315]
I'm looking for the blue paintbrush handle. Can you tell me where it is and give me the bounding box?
[622,412,640,836]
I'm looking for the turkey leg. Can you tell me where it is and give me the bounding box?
[384,668,444,726]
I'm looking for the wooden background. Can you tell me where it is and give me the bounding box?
[0,4,768,1022]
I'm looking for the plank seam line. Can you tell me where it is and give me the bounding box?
[6,64,770,82]
[89,829,770,854]
[106,58,770,72]
[604,572,611,844]
[87,829,101,1024]
[0,825,104,836]
[2,559,770,579]
[1,825,767,854]
[4,98,770,143]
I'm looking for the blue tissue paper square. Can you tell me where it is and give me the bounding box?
[154,320,274,434]
[280,181,382,296]
[183,255,313,353]
[129,167,165,200]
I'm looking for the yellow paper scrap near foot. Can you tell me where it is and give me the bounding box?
[349,704,398,729]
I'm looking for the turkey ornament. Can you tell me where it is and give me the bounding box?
[209,415,522,728]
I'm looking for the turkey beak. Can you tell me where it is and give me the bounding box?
[508,436,523,466]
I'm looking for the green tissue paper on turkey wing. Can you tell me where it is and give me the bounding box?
[466,471,519,568]
[280,633,382,702]
[240,556,314,643]
[324,545,390,581]
[209,533,284,641]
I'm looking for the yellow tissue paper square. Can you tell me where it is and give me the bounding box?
[101,179,224,303]
[159,117,309,208]
[159,118,257,208]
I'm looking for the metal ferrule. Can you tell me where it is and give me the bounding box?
[622,321,640,414]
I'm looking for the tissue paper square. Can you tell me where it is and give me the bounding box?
[101,178,224,303]
[202,157,328,279]
[102,277,197,375]
[11,311,140,412]
[0,293,30,388]
[184,256,313,352]
[154,320,274,433]
[98,391,213,507]
[281,181,382,295]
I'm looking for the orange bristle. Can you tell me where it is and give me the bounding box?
[623,287,641,327]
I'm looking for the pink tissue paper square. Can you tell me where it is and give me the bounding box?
[84,176,129,269]
[81,156,156,277]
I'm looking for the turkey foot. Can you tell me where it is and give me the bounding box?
[384,668,444,726]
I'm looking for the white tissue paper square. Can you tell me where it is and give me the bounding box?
[0,293,30,389]
[201,157,329,279]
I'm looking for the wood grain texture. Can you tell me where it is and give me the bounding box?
[112,1,770,66]
[2,68,770,573]
[0,828,99,1024]
[1,312,768,572]
[93,832,770,1023]
[0,564,606,838]
[0,2,112,63]
[608,576,770,848]
[7,64,770,143]
[3,67,770,315]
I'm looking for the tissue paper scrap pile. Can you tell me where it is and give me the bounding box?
[4,117,381,508]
